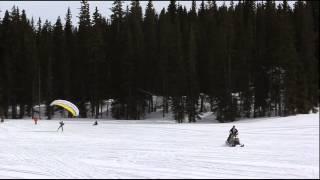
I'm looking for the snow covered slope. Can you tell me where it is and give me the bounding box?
[0,113,318,179]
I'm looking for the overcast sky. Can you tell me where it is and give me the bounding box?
[0,1,295,25]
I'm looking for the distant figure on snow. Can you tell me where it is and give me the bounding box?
[226,125,244,147]
[230,125,238,135]
[57,121,65,132]
[33,117,38,125]
[93,120,98,126]
[227,125,238,142]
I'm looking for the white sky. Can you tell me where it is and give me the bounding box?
[0,1,295,26]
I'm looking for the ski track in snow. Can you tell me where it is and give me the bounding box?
[0,113,318,179]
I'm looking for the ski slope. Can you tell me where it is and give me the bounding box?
[0,113,318,179]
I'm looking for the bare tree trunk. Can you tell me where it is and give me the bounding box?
[100,101,103,118]
[12,99,17,119]
[200,94,204,113]
[106,103,109,117]
[19,104,25,119]
[95,101,99,119]
[0,106,4,121]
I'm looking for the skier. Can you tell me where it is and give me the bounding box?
[93,120,98,126]
[33,117,38,125]
[57,121,65,132]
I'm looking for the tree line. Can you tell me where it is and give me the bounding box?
[0,0,318,122]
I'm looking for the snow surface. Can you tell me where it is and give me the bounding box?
[0,113,318,179]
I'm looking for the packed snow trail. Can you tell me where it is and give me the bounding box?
[0,113,318,179]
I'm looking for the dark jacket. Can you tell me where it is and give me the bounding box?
[229,127,238,136]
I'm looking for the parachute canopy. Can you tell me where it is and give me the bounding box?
[50,100,79,117]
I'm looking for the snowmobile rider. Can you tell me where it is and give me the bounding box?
[228,125,238,141]
[93,120,98,126]
[57,121,65,132]
[230,125,238,135]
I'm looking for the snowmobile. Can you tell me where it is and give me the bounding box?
[93,120,98,126]
[226,134,244,147]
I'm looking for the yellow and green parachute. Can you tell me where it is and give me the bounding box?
[50,100,79,117]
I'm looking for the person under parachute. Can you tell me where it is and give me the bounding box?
[50,100,79,132]
[57,121,65,132]
[226,125,244,147]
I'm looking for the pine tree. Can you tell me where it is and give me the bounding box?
[157,8,170,117]
[1,11,12,118]
[293,1,317,114]
[37,20,54,119]
[20,9,36,117]
[0,11,5,118]
[0,1,318,122]
[52,16,64,101]
[254,1,269,117]
[91,7,106,118]
[77,0,91,118]
[185,25,199,122]
[143,0,158,113]
[64,7,74,105]
[111,0,124,23]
